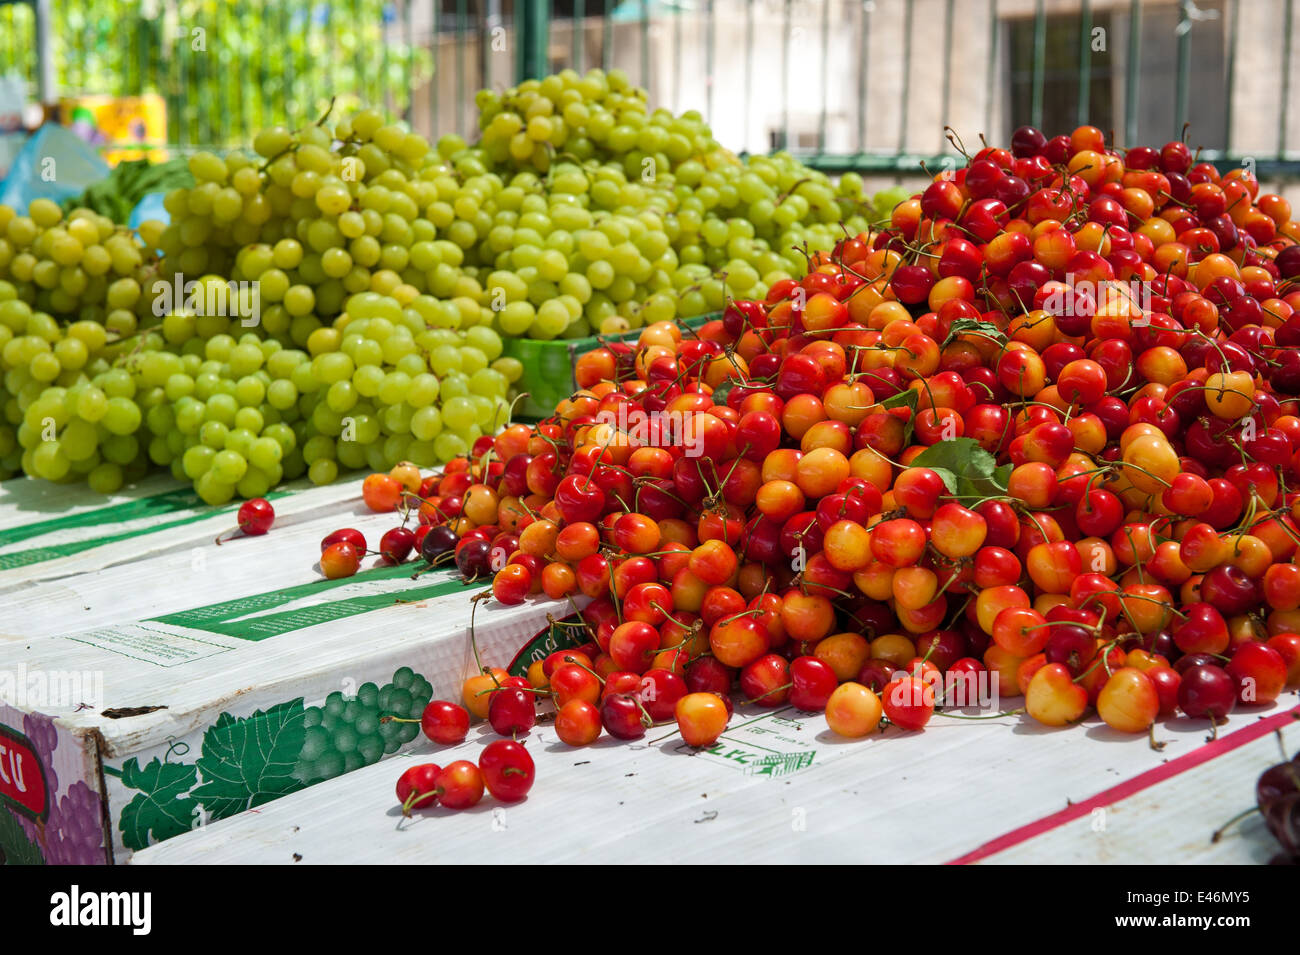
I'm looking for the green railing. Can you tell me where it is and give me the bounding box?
[0,0,1296,177]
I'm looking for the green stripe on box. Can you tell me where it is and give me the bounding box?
[149,563,476,641]
[0,490,288,572]
[0,488,204,547]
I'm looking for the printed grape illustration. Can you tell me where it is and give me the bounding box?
[5,712,106,865]
[295,666,433,786]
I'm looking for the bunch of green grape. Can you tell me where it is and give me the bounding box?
[455,68,873,335]
[1,67,878,494]
[0,199,151,333]
[294,667,434,787]
[0,284,139,483]
[1,279,513,498]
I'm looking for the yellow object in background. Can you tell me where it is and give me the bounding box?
[59,94,167,165]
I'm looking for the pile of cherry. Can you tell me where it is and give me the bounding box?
[316,126,1300,848]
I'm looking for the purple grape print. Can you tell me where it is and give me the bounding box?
[43,781,106,865]
[4,712,105,865]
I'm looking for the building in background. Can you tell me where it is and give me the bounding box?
[1,0,1295,188]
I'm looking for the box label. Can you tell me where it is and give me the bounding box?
[64,624,236,667]
[0,723,49,820]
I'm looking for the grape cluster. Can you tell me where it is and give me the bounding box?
[455,68,876,336]
[0,199,147,331]
[293,667,433,787]
[13,712,107,865]
[1,68,887,496]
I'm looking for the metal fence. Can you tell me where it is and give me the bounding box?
[1,0,1296,177]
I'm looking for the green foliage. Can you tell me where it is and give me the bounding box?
[193,700,309,820]
[117,757,200,852]
[908,436,1013,502]
[2,1,432,147]
[0,808,46,865]
[942,318,1007,348]
[62,158,195,222]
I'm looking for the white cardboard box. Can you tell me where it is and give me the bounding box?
[127,692,1299,865]
[0,474,369,604]
[0,475,574,865]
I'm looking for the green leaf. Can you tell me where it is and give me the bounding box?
[874,388,919,444]
[928,467,958,494]
[117,758,200,852]
[942,318,1007,348]
[877,388,918,412]
[993,462,1014,490]
[61,158,196,223]
[193,700,309,821]
[192,701,309,821]
[0,807,45,865]
[909,437,1010,501]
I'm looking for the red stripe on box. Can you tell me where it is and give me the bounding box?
[946,705,1300,865]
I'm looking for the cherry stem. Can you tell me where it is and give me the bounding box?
[741,680,794,705]
[401,789,438,816]
[1210,805,1260,843]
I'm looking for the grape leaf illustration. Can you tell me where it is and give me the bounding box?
[0,808,45,865]
[192,700,308,821]
[117,758,200,852]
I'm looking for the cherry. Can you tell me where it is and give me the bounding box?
[215,497,275,545]
[601,693,650,740]
[555,699,603,746]
[488,686,536,737]
[379,526,416,563]
[434,760,485,810]
[788,656,837,711]
[320,541,361,579]
[421,700,470,745]
[395,763,442,815]
[856,659,898,693]
[1177,664,1236,721]
[322,527,366,554]
[637,668,688,722]
[1225,643,1288,705]
[1044,625,1097,677]
[1026,662,1088,726]
[419,524,457,562]
[685,656,733,695]
[882,676,935,731]
[825,682,884,737]
[1199,564,1260,616]
[675,692,730,746]
[555,474,606,523]
[479,740,536,803]
[455,539,493,579]
[740,654,792,706]
[1173,603,1230,655]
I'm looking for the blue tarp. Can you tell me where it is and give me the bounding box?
[0,123,110,211]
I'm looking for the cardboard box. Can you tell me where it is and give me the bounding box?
[0,474,364,599]
[125,687,1298,864]
[0,475,575,864]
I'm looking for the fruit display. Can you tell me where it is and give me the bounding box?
[317,124,1300,815]
[0,68,896,502]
